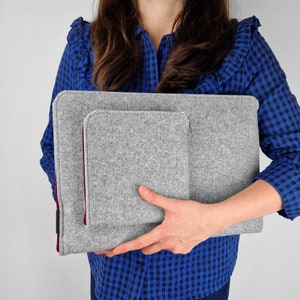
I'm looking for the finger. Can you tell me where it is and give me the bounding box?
[94,249,114,257]
[138,185,178,210]
[113,227,160,255]
[141,242,163,255]
[94,248,114,254]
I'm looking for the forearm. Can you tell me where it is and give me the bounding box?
[216,179,283,230]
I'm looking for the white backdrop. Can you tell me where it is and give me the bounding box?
[0,0,299,299]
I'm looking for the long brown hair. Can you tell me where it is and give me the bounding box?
[91,0,237,92]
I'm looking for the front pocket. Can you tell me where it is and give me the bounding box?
[82,110,190,226]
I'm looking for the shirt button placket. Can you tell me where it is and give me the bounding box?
[136,260,144,269]
[125,251,148,300]
[131,251,148,299]
[135,250,146,270]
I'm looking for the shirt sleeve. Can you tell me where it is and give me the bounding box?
[244,29,300,220]
[39,36,76,199]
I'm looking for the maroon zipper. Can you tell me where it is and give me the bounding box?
[55,176,60,253]
[82,126,87,225]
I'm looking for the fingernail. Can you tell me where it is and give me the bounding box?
[139,185,148,193]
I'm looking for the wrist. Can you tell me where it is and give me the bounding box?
[210,202,233,232]
[213,180,283,229]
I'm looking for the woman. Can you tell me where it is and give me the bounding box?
[40,0,300,299]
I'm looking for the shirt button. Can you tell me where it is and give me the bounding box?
[162,49,168,55]
[136,261,144,269]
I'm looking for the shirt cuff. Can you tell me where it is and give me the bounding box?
[253,160,300,220]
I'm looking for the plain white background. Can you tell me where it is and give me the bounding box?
[0,0,299,299]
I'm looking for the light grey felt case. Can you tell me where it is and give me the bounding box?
[83,110,190,226]
[53,91,262,255]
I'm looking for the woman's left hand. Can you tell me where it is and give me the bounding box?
[94,185,228,257]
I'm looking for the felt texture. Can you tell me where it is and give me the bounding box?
[83,110,190,226]
[53,91,262,255]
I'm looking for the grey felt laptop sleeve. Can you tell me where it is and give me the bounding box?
[53,91,262,255]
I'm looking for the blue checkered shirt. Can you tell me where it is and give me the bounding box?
[40,16,300,299]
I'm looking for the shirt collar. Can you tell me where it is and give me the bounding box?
[135,24,177,42]
[135,24,143,37]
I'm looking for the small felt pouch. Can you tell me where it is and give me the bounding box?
[82,109,190,226]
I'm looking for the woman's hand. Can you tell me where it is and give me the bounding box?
[94,185,228,257]
[95,179,283,257]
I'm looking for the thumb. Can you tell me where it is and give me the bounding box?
[138,185,177,210]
